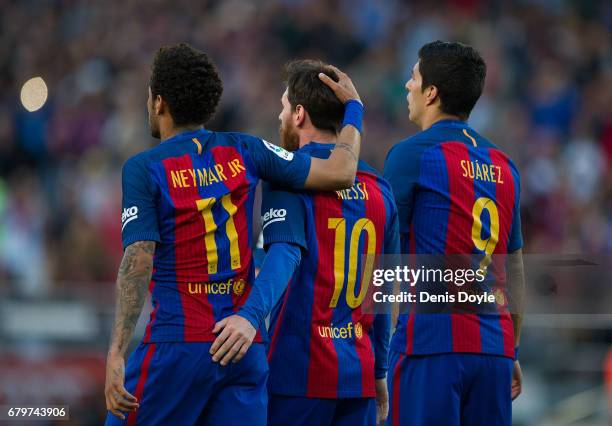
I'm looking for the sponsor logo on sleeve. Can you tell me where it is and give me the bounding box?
[262,140,294,161]
[261,208,287,230]
[121,206,138,231]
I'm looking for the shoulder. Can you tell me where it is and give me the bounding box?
[386,130,442,163]
[221,131,297,160]
[123,141,187,169]
[470,130,521,175]
[122,150,153,174]
[357,160,396,206]
[211,131,264,147]
[357,159,380,176]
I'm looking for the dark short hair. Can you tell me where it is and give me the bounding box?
[418,41,486,120]
[150,43,223,126]
[285,59,344,133]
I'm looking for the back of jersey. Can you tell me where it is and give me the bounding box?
[384,120,522,358]
[121,128,311,343]
[263,142,399,399]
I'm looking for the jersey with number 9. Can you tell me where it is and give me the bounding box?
[383,119,522,359]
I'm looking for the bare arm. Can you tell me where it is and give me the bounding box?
[507,248,525,401]
[105,240,155,419]
[108,240,155,357]
[303,67,362,190]
[507,248,525,348]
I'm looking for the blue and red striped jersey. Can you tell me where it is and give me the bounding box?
[120,128,311,343]
[263,142,399,399]
[384,120,522,359]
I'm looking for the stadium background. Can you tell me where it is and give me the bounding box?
[0,0,611,424]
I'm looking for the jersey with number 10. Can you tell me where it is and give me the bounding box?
[120,128,311,343]
[384,120,523,359]
[264,142,399,399]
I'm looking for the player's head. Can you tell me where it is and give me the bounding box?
[406,41,486,127]
[279,59,344,151]
[148,43,223,138]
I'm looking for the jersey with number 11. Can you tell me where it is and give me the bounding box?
[120,128,312,343]
[383,120,523,359]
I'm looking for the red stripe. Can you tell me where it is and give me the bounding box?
[488,149,517,358]
[441,142,481,353]
[126,343,156,426]
[268,279,292,362]
[408,220,416,253]
[391,353,404,426]
[355,173,385,396]
[143,277,157,343]
[404,311,415,355]
[306,193,342,397]
[163,154,214,341]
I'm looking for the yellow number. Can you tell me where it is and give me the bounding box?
[196,194,241,274]
[471,197,499,271]
[221,196,241,270]
[328,218,346,308]
[328,217,377,308]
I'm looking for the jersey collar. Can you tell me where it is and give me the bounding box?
[430,119,468,130]
[160,128,209,145]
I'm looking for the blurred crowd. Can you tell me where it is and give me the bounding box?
[0,0,611,293]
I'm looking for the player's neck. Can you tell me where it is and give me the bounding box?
[420,112,463,131]
[298,128,336,148]
[160,124,204,142]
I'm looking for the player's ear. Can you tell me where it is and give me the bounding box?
[154,94,164,115]
[294,104,306,127]
[424,85,438,107]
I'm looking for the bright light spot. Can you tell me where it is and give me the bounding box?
[20,77,48,112]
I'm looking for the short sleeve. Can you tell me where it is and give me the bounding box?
[121,156,161,250]
[383,141,424,235]
[248,137,311,189]
[261,183,308,252]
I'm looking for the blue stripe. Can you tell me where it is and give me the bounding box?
[469,146,504,355]
[413,144,450,253]
[149,161,183,341]
[412,144,453,354]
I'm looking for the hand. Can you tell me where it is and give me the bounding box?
[512,360,523,400]
[375,377,389,425]
[319,66,362,104]
[105,353,138,420]
[210,315,257,366]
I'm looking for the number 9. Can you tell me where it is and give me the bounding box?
[471,197,499,271]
